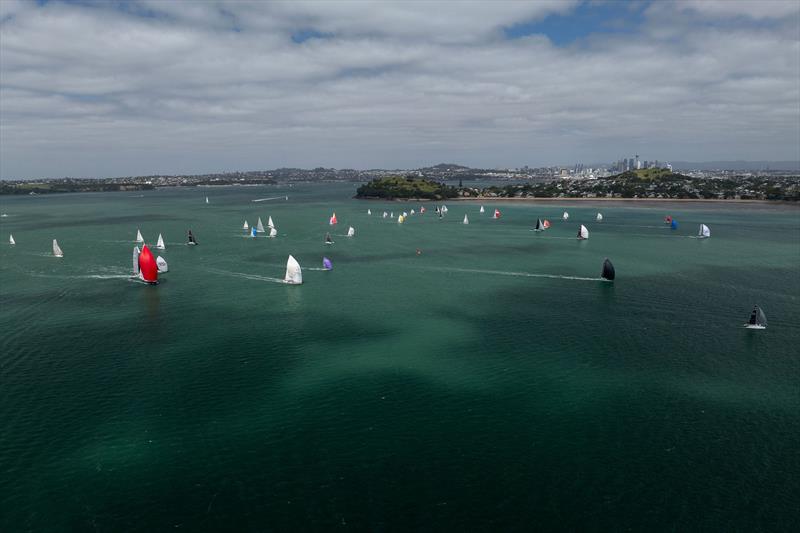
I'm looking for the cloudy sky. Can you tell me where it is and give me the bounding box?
[1,0,798,178]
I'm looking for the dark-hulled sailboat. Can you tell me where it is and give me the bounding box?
[601,258,615,281]
[744,305,767,329]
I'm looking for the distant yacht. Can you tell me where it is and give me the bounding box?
[596,213,603,222]
[534,218,545,232]
[671,219,678,230]
[156,256,169,273]
[205,196,209,204]
[9,234,15,245]
[251,227,258,238]
[698,224,711,238]
[347,226,355,237]
[367,209,372,215]
[256,218,265,233]
[52,239,63,258]
[577,225,589,240]
[383,212,388,218]
[187,230,198,245]
[267,216,275,229]
[562,211,569,221]
[744,305,766,329]
[463,214,469,224]
[601,258,615,281]
[323,257,333,270]
[156,233,165,250]
[479,205,485,213]
[284,255,302,284]
[243,220,249,231]
[136,229,144,243]
[133,244,158,284]
[329,212,338,225]
[492,209,501,219]
[325,232,334,245]
[269,227,277,238]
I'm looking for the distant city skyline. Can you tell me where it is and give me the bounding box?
[1,0,799,179]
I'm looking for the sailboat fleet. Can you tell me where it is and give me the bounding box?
[8,200,757,328]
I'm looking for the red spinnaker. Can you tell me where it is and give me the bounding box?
[138,244,158,284]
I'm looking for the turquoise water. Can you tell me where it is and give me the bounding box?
[1,184,799,531]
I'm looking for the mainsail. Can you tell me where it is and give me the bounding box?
[9,234,14,245]
[156,255,169,273]
[534,218,544,231]
[323,257,332,270]
[347,226,355,237]
[243,220,249,230]
[284,255,302,284]
[577,225,589,239]
[698,224,711,238]
[132,246,140,275]
[367,209,372,215]
[562,211,569,221]
[269,227,277,238]
[136,229,144,243]
[601,258,615,281]
[746,305,767,328]
[480,206,485,213]
[463,214,469,224]
[205,196,209,204]
[187,230,197,245]
[53,239,63,257]
[268,216,275,229]
[329,212,338,225]
[596,213,603,222]
[256,218,265,233]
[156,233,165,250]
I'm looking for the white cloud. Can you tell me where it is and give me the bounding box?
[0,0,798,178]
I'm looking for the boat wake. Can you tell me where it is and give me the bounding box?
[306,267,329,271]
[252,196,287,202]
[204,267,286,284]
[422,266,605,282]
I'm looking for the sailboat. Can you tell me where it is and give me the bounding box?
[187,230,198,245]
[205,196,209,204]
[441,205,448,213]
[390,212,394,218]
[410,209,415,216]
[329,212,338,225]
[698,224,711,238]
[543,219,551,229]
[664,215,672,225]
[596,213,603,222]
[402,211,408,218]
[53,239,63,258]
[671,219,678,230]
[325,232,334,245]
[269,227,277,238]
[156,233,165,250]
[267,216,275,229]
[347,226,355,237]
[492,209,501,219]
[420,206,426,214]
[243,220,249,231]
[136,229,144,243]
[256,217,265,233]
[156,256,169,273]
[9,234,14,245]
[383,212,388,218]
[479,206,485,213]
[251,227,258,238]
[367,209,372,215]
[534,218,545,232]
[463,214,469,225]
[577,225,589,240]
[284,255,302,284]
[744,305,767,329]
[135,244,158,284]
[323,257,332,270]
[562,211,569,221]
[398,214,405,224]
[601,258,615,281]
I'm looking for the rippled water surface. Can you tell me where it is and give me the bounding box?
[1,185,799,531]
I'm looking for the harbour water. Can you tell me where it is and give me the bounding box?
[1,184,798,531]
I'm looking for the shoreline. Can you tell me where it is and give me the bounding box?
[355,196,796,206]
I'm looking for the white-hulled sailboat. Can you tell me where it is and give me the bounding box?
[156,233,165,250]
[463,214,469,224]
[698,224,711,238]
[479,206,485,213]
[243,220,249,232]
[577,225,589,240]
[367,209,372,215]
[284,255,302,284]
[269,227,278,238]
[53,239,63,257]
[347,226,355,237]
[267,216,275,229]
[744,305,767,329]
[136,229,144,243]
[596,213,603,222]
[256,217,265,233]
[383,211,388,218]
[205,196,209,204]
[562,211,569,221]
[9,234,15,245]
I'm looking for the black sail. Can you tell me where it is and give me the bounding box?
[535,218,543,230]
[601,258,615,280]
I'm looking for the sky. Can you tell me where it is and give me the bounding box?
[1,0,799,179]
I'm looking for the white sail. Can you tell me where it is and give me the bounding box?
[156,233,165,250]
[347,226,355,237]
[403,212,408,218]
[53,239,63,257]
[383,211,388,218]
[243,220,249,230]
[256,217,265,233]
[479,205,485,213]
[367,209,372,215]
[398,215,404,223]
[205,196,209,204]
[596,213,603,222]
[390,212,394,218]
[268,216,275,229]
[156,256,168,273]
[284,255,302,284]
[132,246,140,274]
[269,227,277,238]
[136,229,144,243]
[562,211,569,221]
[9,234,14,245]
[441,205,448,213]
[698,224,711,238]
[463,214,469,224]
[578,224,589,239]
[410,209,415,215]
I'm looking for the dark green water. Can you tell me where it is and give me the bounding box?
[1,184,799,531]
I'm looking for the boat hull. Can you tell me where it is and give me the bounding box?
[744,324,766,329]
